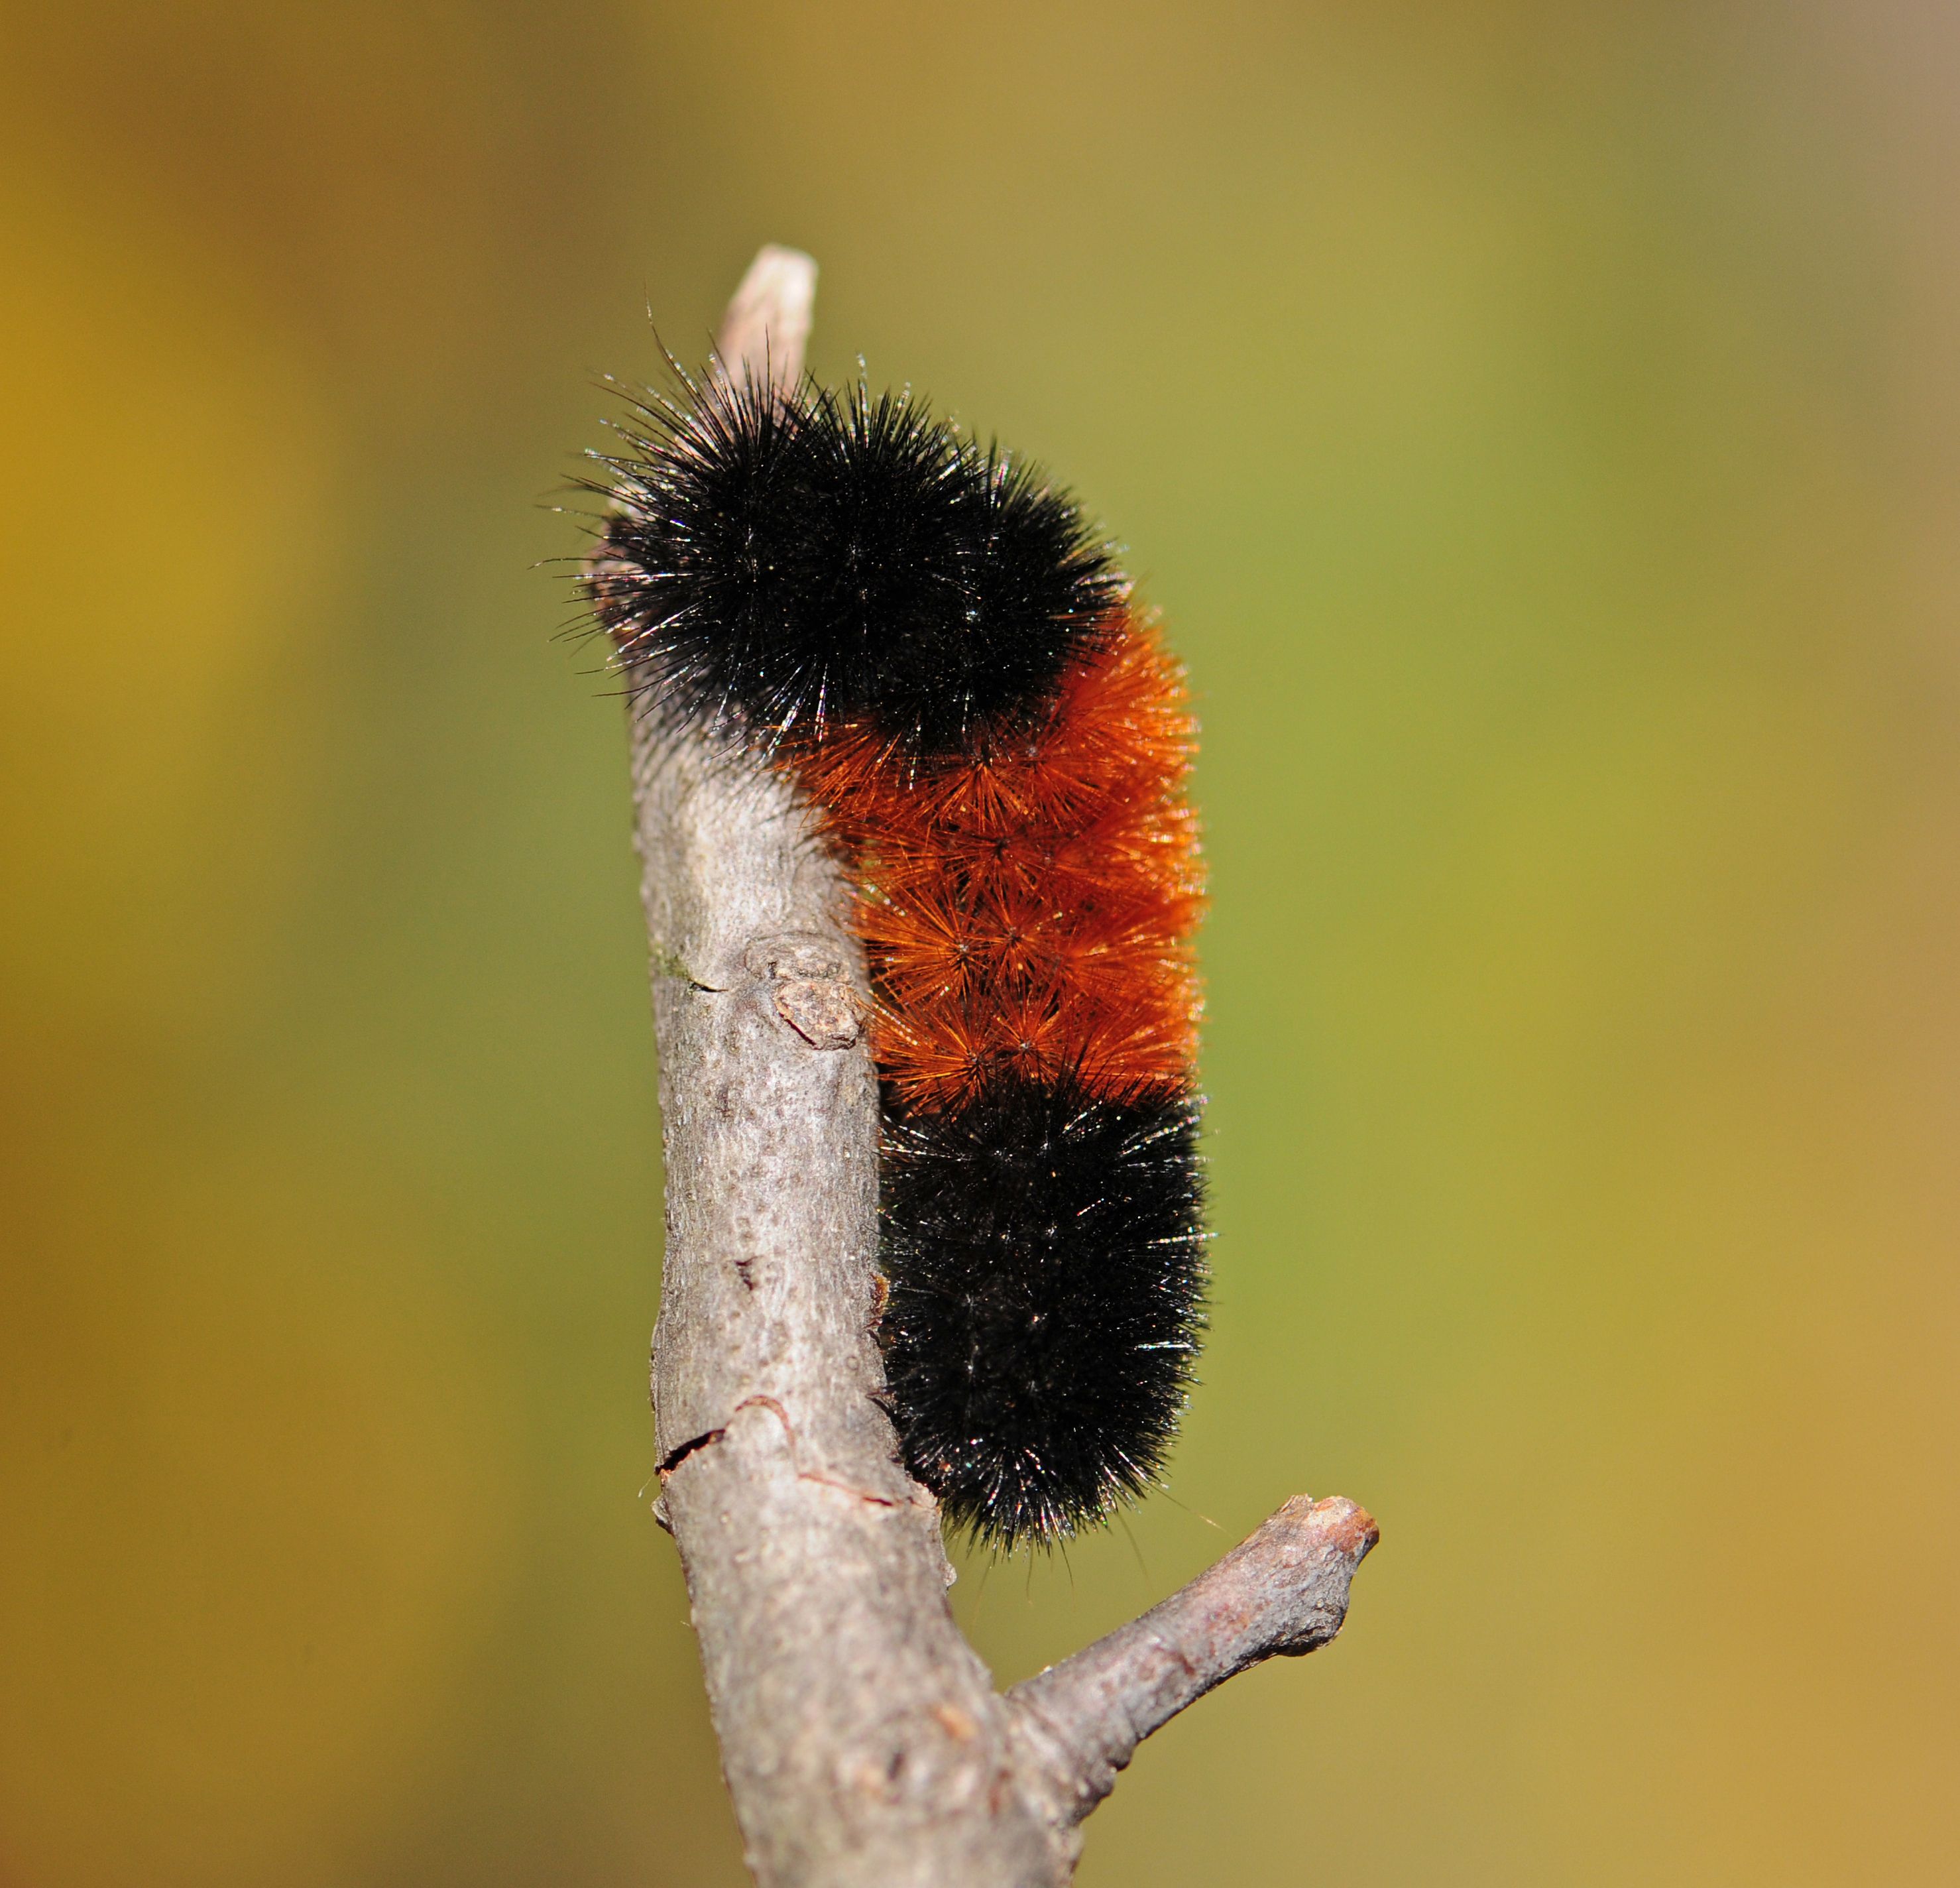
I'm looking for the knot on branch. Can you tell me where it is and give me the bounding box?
[746,931,864,1049]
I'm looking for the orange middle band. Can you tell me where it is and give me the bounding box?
[787,612,1205,1109]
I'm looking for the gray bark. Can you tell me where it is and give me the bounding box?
[610,247,1378,1888]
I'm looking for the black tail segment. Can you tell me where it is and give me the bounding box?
[877,1077,1208,1551]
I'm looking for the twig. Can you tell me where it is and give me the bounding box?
[1004,1496,1379,1836]
[612,246,1378,1888]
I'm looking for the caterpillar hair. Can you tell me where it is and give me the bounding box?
[585,361,1207,1550]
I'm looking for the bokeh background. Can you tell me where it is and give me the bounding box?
[5,2,1958,1882]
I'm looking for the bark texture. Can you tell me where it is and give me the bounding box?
[615,246,1377,1888]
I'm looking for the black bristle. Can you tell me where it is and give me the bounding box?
[878,1077,1208,1550]
[587,373,1124,756]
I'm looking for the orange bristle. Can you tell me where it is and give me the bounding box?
[783,610,1203,1108]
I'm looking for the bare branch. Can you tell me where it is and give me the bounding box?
[1004,1496,1380,1834]
[609,247,1379,1888]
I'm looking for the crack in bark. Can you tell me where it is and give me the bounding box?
[657,1425,726,1476]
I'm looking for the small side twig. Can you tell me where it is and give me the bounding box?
[1004,1496,1379,1834]
[610,246,1379,1888]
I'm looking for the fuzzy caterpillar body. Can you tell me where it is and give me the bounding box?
[586,369,1206,1549]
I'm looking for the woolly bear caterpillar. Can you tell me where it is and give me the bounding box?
[583,363,1206,1549]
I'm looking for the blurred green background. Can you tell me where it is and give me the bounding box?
[5,2,1957,1882]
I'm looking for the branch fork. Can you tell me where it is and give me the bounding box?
[617,245,1377,1888]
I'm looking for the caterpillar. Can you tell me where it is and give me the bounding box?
[585,366,1207,1549]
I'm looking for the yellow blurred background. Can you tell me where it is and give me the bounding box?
[4,3,1957,1882]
